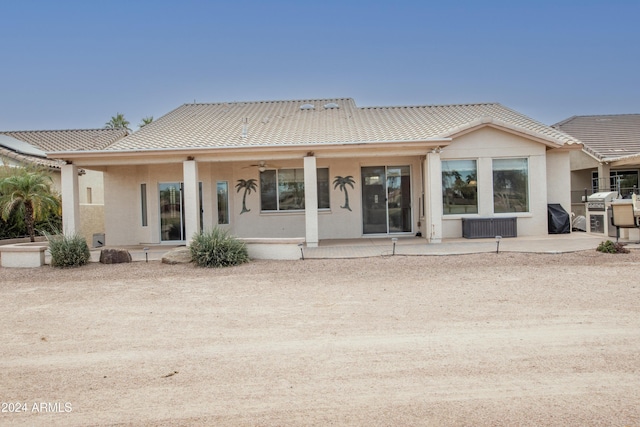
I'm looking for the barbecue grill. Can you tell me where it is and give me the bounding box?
[586,191,618,236]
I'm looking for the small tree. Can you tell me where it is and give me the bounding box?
[0,168,61,242]
[105,113,131,131]
[139,116,153,128]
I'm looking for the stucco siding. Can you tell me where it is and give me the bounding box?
[103,166,144,246]
[440,127,549,238]
[570,150,599,171]
[546,150,571,212]
[571,170,592,194]
[79,204,104,246]
[78,170,104,204]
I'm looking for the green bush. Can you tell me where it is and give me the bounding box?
[596,240,629,254]
[47,233,91,268]
[190,227,249,268]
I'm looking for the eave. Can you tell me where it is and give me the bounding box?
[609,153,640,167]
[47,138,452,167]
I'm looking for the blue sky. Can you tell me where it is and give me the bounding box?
[1,0,639,130]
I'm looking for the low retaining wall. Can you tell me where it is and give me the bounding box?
[0,242,48,268]
[240,238,305,260]
[0,236,47,246]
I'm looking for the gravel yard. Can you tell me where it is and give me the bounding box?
[1,251,639,426]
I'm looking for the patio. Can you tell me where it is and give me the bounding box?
[70,233,626,264]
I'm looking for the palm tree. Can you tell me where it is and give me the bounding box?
[0,169,60,242]
[333,175,355,211]
[235,179,257,214]
[104,113,131,131]
[139,116,154,128]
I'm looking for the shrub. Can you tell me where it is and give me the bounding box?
[190,227,249,268]
[47,233,91,268]
[596,240,629,254]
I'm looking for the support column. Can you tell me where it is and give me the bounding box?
[61,163,80,236]
[183,159,200,245]
[304,155,319,247]
[597,163,610,192]
[424,152,443,243]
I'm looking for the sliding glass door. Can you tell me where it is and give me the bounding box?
[361,166,412,234]
[159,183,185,241]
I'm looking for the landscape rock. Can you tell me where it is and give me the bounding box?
[161,247,192,264]
[100,248,132,264]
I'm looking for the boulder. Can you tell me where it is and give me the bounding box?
[100,248,132,264]
[161,247,192,264]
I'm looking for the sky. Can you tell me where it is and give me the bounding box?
[1,0,639,131]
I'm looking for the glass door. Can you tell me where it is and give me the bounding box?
[362,166,412,234]
[362,167,388,234]
[387,166,412,233]
[159,183,185,241]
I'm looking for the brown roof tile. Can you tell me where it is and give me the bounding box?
[553,114,640,161]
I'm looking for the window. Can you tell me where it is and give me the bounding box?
[493,158,528,213]
[217,181,229,224]
[140,184,148,226]
[86,187,93,204]
[442,160,478,214]
[260,168,330,211]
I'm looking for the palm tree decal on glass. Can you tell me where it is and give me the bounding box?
[333,175,355,211]
[235,179,257,214]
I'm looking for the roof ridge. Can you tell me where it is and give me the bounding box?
[551,116,578,128]
[553,113,640,127]
[359,102,500,110]
[569,113,640,119]
[184,97,355,107]
[1,128,125,133]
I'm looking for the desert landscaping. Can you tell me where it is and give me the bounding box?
[1,250,639,426]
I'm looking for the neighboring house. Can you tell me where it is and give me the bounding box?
[0,129,128,242]
[47,98,581,248]
[1,133,63,176]
[552,114,640,215]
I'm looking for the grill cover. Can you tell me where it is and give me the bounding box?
[548,204,571,234]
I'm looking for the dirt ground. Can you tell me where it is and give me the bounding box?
[1,251,639,426]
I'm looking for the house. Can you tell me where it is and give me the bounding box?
[1,129,128,242]
[1,133,63,173]
[552,114,640,216]
[47,98,581,249]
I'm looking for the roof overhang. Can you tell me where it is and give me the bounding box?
[47,138,452,167]
[609,153,640,167]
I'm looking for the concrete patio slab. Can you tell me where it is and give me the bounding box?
[45,232,635,264]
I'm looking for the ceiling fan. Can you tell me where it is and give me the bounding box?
[243,161,280,172]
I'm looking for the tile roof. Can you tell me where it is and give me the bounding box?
[0,128,128,153]
[99,98,579,152]
[0,134,64,169]
[552,114,640,161]
[0,145,64,169]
